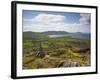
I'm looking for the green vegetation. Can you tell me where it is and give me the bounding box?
[23,31,91,69]
[23,36,91,69]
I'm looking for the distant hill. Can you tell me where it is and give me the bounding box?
[23,31,49,39]
[23,31,90,40]
[66,32,90,39]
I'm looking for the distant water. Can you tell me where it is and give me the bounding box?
[48,34,70,38]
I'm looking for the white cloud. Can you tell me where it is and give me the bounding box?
[33,13,66,23]
[24,13,65,23]
[79,13,91,25]
[23,13,90,33]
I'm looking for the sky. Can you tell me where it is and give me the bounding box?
[23,10,91,33]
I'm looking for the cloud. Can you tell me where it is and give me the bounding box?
[33,13,66,23]
[23,13,90,33]
[24,13,66,25]
[79,13,91,25]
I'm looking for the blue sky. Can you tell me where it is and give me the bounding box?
[23,10,91,33]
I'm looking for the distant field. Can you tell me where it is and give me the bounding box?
[23,36,91,69]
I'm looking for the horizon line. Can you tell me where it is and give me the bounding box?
[23,30,90,34]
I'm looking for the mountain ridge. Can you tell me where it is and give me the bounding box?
[23,31,90,39]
